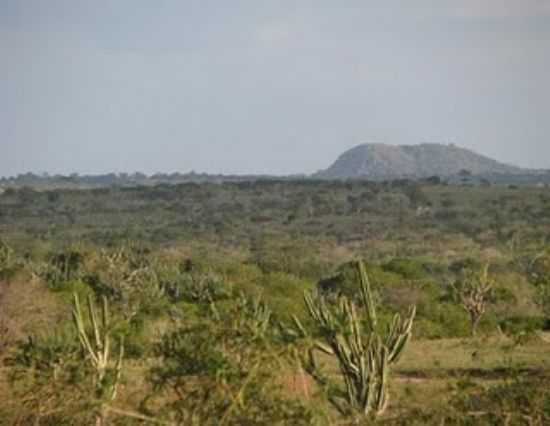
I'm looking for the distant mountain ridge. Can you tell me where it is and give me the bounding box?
[3,143,549,189]
[315,143,525,179]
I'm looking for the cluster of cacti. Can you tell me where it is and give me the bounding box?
[99,247,142,296]
[24,258,56,287]
[296,261,416,418]
[92,248,166,319]
[235,293,272,339]
[50,250,84,281]
[25,249,84,289]
[453,264,493,336]
[125,266,166,299]
[72,293,124,424]
[177,271,231,304]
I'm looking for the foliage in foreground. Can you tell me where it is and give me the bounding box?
[149,294,313,425]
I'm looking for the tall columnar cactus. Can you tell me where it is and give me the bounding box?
[300,260,416,418]
[72,293,124,423]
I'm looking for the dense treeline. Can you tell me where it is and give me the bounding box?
[2,180,550,245]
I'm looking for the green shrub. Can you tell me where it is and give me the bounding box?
[450,376,550,424]
[382,279,440,313]
[449,258,482,274]
[114,315,150,359]
[383,258,431,280]
[415,303,472,338]
[259,272,314,321]
[499,316,550,334]
[150,310,312,425]
[318,261,399,300]
[5,329,95,425]
[53,279,94,303]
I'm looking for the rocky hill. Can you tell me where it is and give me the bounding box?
[315,143,524,179]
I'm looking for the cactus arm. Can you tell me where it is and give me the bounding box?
[87,296,102,350]
[386,306,416,363]
[72,294,100,367]
[358,261,377,328]
[111,336,124,401]
[102,296,109,332]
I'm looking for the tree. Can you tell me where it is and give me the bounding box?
[452,265,494,337]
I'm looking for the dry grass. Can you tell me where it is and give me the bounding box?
[398,335,550,374]
[0,275,67,349]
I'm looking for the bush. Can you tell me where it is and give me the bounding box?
[414,302,472,338]
[259,272,313,322]
[150,311,312,425]
[114,314,151,359]
[499,316,550,334]
[52,279,94,304]
[5,330,96,425]
[318,261,399,300]
[383,258,431,280]
[448,258,482,274]
[450,376,550,424]
[174,271,232,304]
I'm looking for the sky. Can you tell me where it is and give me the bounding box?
[2,0,549,177]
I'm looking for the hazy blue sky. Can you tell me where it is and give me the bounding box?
[3,0,549,176]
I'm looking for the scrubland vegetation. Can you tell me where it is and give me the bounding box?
[1,180,550,425]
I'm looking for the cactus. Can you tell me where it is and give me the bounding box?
[94,248,167,319]
[72,293,124,425]
[0,239,15,274]
[179,271,231,304]
[25,249,84,290]
[299,260,416,418]
[0,239,12,264]
[50,250,84,282]
[236,293,272,339]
